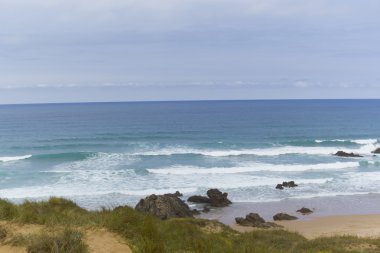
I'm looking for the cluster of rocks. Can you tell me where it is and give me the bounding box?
[134,188,231,220]
[333,147,380,157]
[235,213,281,228]
[236,207,313,228]
[334,151,363,157]
[187,189,232,207]
[276,181,298,190]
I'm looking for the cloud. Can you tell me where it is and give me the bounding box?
[0,0,380,102]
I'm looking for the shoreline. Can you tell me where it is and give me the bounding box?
[198,193,380,238]
[231,214,380,239]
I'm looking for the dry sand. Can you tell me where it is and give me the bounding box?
[0,221,132,253]
[233,214,380,239]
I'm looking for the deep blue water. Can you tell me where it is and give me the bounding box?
[0,100,380,208]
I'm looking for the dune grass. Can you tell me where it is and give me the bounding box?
[25,229,87,253]
[0,197,380,252]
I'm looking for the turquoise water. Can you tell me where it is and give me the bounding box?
[0,100,380,208]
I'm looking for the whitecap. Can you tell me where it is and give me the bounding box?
[147,161,359,175]
[0,155,32,162]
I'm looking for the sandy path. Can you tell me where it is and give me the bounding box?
[85,228,132,253]
[0,245,26,253]
[0,222,132,253]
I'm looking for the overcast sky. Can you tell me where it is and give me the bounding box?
[1,0,380,103]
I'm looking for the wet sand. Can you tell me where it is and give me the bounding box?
[198,193,380,238]
[231,214,380,239]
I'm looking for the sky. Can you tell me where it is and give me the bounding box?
[0,0,380,103]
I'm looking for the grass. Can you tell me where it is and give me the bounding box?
[8,229,87,253]
[0,197,380,253]
[26,229,87,253]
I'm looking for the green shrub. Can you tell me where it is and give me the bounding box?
[0,199,18,219]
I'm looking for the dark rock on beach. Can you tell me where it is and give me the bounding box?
[135,194,194,220]
[273,213,298,221]
[202,206,210,213]
[235,213,281,228]
[334,151,363,157]
[207,189,232,207]
[297,207,313,215]
[372,148,380,154]
[187,195,212,203]
[276,181,298,189]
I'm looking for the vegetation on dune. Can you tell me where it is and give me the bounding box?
[26,229,87,253]
[0,197,380,252]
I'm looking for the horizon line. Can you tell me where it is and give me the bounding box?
[1,98,380,106]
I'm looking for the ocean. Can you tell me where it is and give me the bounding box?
[0,100,380,209]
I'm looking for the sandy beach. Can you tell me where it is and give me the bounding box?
[199,193,380,239]
[233,214,380,239]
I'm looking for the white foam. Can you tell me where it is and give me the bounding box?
[147,161,359,175]
[315,138,378,145]
[136,146,341,157]
[0,155,32,162]
[52,152,139,171]
[135,141,380,157]
[0,185,198,199]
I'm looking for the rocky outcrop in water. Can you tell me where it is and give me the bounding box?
[283,181,298,187]
[187,189,232,207]
[235,213,281,228]
[372,148,380,154]
[297,207,313,215]
[273,213,298,221]
[207,189,232,207]
[334,151,363,157]
[275,181,298,190]
[135,193,194,220]
[276,184,284,190]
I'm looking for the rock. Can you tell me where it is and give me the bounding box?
[372,148,380,154]
[235,217,251,226]
[276,181,298,189]
[297,207,313,215]
[273,213,298,221]
[276,184,284,190]
[335,151,363,157]
[192,209,201,215]
[282,181,298,188]
[245,213,265,224]
[135,194,194,220]
[207,189,232,207]
[202,206,210,213]
[235,213,264,226]
[235,213,281,228]
[187,195,211,203]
